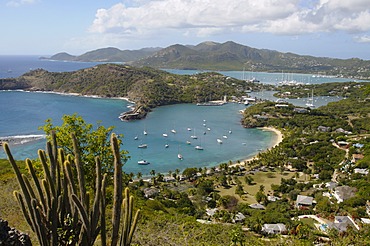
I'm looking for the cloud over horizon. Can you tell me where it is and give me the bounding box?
[89,0,370,41]
[6,0,37,7]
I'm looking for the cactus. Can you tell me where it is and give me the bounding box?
[119,188,140,246]
[3,131,140,246]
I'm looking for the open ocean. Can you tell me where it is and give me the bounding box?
[0,56,360,176]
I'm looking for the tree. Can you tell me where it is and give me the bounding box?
[182,167,198,180]
[39,113,128,186]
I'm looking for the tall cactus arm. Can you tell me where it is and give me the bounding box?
[111,133,123,246]
[38,149,56,198]
[119,189,140,246]
[31,199,49,246]
[127,209,140,246]
[71,194,92,245]
[26,158,47,212]
[47,141,56,182]
[64,161,78,196]
[71,133,86,204]
[91,156,102,236]
[100,174,107,246]
[3,143,33,206]
[14,191,34,231]
[22,174,37,203]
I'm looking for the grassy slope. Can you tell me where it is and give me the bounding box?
[0,159,35,238]
[217,171,294,204]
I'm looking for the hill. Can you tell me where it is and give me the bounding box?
[42,47,161,62]
[44,41,370,79]
[134,41,370,79]
[0,64,256,120]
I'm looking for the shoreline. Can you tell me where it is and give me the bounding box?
[230,126,283,168]
[0,89,135,104]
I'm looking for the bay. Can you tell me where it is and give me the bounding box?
[0,90,273,176]
[0,55,359,176]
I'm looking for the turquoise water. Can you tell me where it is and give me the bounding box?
[0,91,274,176]
[0,56,360,176]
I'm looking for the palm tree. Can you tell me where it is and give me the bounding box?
[137,172,142,180]
[150,169,156,185]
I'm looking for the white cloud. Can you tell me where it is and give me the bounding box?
[7,0,38,7]
[88,0,370,39]
[355,35,370,43]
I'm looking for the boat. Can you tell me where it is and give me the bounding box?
[217,138,223,144]
[138,159,150,165]
[187,127,192,131]
[143,130,147,135]
[163,133,168,137]
[305,89,315,108]
[186,141,191,145]
[207,128,211,131]
[178,145,183,160]
[229,130,232,134]
[171,129,176,134]
[223,135,228,139]
[195,145,204,150]
[165,144,169,148]
[138,144,147,148]
[134,136,138,140]
[190,128,197,139]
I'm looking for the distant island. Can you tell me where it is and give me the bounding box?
[43,41,370,80]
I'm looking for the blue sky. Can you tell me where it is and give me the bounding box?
[1,0,370,60]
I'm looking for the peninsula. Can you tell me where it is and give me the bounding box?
[0,64,270,120]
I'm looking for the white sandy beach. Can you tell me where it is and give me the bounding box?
[230,126,283,167]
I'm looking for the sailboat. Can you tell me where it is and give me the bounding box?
[138,159,150,165]
[195,136,204,150]
[178,145,183,160]
[138,142,148,148]
[190,128,198,139]
[305,89,315,108]
[138,143,150,164]
[217,138,223,144]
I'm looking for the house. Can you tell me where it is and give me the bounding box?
[143,188,160,198]
[361,218,370,224]
[332,216,359,232]
[232,212,246,223]
[352,154,364,163]
[326,181,338,190]
[353,143,364,148]
[206,208,218,217]
[275,104,289,108]
[249,203,266,210]
[354,168,369,175]
[337,141,349,148]
[333,186,356,203]
[261,223,287,234]
[293,108,308,113]
[296,195,314,209]
[267,195,281,202]
[318,126,331,132]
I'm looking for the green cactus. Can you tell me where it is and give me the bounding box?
[3,130,140,246]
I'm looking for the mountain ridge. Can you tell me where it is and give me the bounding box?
[44,41,370,79]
